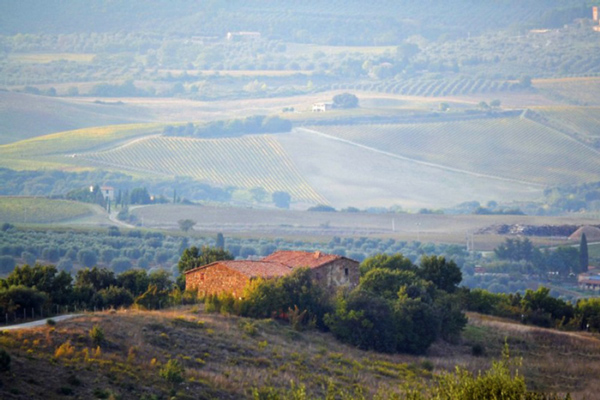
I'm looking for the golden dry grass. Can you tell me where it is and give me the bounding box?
[1,307,598,399]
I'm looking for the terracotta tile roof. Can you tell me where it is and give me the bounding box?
[185,260,292,278]
[262,250,342,269]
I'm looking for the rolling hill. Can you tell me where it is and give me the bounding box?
[0,92,157,145]
[1,308,599,399]
[306,116,600,186]
[77,135,328,204]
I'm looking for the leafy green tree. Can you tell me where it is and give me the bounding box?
[148,269,173,292]
[77,249,97,268]
[134,284,169,310]
[547,246,579,276]
[332,92,359,109]
[576,297,600,331]
[0,256,15,274]
[178,219,196,232]
[240,268,330,327]
[359,268,419,300]
[580,233,589,273]
[417,255,462,293]
[325,290,398,353]
[521,287,574,327]
[129,187,151,205]
[4,264,72,305]
[160,359,185,386]
[359,253,416,276]
[117,269,149,296]
[0,285,48,314]
[494,238,534,262]
[98,285,134,308]
[75,267,116,291]
[110,257,132,274]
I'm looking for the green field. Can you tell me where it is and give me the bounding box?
[0,197,96,224]
[79,135,327,203]
[0,123,163,170]
[308,117,600,185]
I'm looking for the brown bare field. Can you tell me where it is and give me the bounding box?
[131,204,596,249]
[1,307,598,399]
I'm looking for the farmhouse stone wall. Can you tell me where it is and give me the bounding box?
[185,263,249,298]
[311,259,359,288]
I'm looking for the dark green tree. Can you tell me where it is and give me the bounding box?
[117,269,149,296]
[129,187,151,205]
[332,92,359,109]
[75,267,116,291]
[215,233,225,250]
[177,219,196,232]
[77,249,97,268]
[580,233,589,273]
[359,253,416,276]
[417,255,462,293]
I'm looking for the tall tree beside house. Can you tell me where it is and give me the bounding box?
[580,233,589,273]
[216,233,225,250]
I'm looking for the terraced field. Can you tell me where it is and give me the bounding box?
[78,135,327,204]
[308,117,600,185]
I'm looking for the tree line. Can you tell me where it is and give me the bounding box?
[163,115,292,139]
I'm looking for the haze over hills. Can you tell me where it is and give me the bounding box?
[0,0,599,212]
[3,2,600,399]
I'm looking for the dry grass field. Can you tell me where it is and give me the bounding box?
[534,77,600,106]
[131,204,596,248]
[0,307,597,399]
[0,197,98,224]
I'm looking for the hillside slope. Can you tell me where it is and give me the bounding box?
[0,92,155,145]
[0,308,598,399]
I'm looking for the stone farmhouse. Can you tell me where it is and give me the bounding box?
[185,250,359,297]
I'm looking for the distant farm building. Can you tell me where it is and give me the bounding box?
[578,269,600,291]
[185,250,359,297]
[312,102,333,112]
[226,31,261,41]
[100,186,115,201]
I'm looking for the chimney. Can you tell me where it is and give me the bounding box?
[314,251,321,259]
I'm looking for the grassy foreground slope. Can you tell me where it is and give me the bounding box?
[0,308,597,399]
[308,116,600,186]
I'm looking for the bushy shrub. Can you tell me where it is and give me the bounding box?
[159,359,185,385]
[89,324,105,345]
[0,348,11,371]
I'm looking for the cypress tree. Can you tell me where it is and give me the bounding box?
[580,233,589,273]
